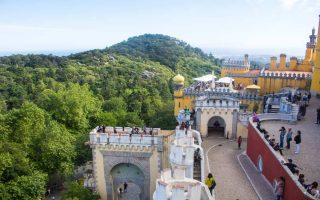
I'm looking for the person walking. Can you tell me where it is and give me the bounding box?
[286,128,293,149]
[237,136,242,149]
[316,106,320,124]
[294,131,301,154]
[205,173,216,195]
[274,176,285,200]
[123,182,128,193]
[279,127,286,148]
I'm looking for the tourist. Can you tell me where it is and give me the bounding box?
[316,106,320,124]
[253,112,259,122]
[286,128,293,149]
[302,93,308,105]
[273,142,283,156]
[306,182,318,196]
[205,173,216,195]
[274,176,285,200]
[237,136,242,149]
[283,159,301,174]
[307,91,312,103]
[279,127,286,148]
[124,182,128,193]
[117,187,122,198]
[298,174,306,187]
[294,131,301,154]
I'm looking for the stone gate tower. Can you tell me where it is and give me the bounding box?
[89,127,172,200]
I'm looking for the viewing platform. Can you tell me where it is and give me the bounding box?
[89,126,164,148]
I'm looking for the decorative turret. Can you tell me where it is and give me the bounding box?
[173,74,185,89]
[244,54,249,66]
[269,56,277,70]
[307,27,317,48]
[289,57,297,69]
[279,54,287,70]
[173,74,186,115]
[311,14,320,95]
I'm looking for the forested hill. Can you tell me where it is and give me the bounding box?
[71,34,221,81]
[109,34,217,70]
[0,34,220,199]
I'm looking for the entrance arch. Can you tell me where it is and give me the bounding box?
[110,163,144,200]
[207,116,225,137]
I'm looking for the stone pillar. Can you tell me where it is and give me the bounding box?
[232,110,238,139]
[195,109,202,133]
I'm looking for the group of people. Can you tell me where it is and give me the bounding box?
[256,122,301,155]
[282,159,320,198]
[117,182,128,198]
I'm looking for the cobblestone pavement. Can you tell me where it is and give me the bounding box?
[261,97,320,184]
[202,134,258,200]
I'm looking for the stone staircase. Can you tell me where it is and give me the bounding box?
[193,162,201,181]
[268,105,280,113]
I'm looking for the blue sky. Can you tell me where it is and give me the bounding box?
[0,0,319,56]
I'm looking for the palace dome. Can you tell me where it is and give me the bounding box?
[173,74,185,84]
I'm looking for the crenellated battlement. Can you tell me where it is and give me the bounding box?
[184,89,262,101]
[260,71,312,79]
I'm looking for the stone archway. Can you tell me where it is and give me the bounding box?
[111,163,144,200]
[102,151,151,200]
[207,116,225,137]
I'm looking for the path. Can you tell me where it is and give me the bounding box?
[202,134,258,200]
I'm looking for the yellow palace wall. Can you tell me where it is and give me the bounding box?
[258,77,310,95]
[174,91,196,116]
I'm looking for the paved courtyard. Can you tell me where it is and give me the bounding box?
[202,134,258,200]
[261,97,320,183]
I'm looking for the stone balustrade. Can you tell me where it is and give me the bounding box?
[89,127,162,146]
[184,89,262,100]
[257,113,296,122]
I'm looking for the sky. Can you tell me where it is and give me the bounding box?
[0,0,320,56]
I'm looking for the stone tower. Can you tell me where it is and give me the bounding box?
[89,126,169,200]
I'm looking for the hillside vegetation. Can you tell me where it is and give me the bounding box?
[0,34,220,199]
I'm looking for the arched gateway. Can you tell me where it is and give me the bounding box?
[111,163,144,200]
[207,116,226,137]
[195,97,239,138]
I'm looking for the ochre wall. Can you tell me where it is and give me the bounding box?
[258,77,310,95]
[236,122,248,138]
[311,67,320,94]
[174,91,195,116]
[232,77,254,88]
[247,122,310,200]
[221,67,249,77]
[93,148,107,200]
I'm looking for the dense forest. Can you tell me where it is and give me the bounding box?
[0,34,220,199]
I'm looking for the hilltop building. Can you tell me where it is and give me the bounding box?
[221,16,320,95]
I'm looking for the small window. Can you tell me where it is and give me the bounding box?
[178,102,181,108]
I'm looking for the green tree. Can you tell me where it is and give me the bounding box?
[4,171,47,200]
[62,181,99,200]
[39,120,75,177]
[37,84,102,131]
